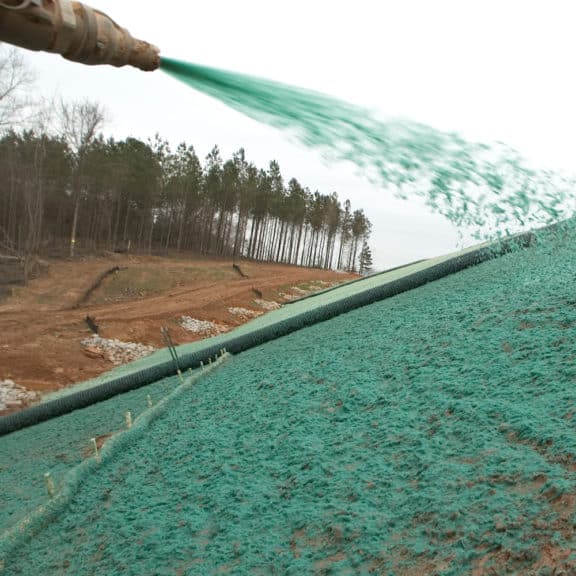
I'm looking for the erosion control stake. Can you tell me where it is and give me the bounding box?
[161,327,184,383]
[43,472,55,499]
[91,437,101,463]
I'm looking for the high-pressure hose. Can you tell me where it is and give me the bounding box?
[0,1,40,9]
[0,0,160,71]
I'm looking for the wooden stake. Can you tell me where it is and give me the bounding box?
[125,411,132,429]
[44,472,55,499]
[91,437,101,462]
[147,395,153,408]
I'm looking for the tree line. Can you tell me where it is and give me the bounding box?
[0,48,374,273]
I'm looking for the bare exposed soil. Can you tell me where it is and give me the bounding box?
[0,254,356,413]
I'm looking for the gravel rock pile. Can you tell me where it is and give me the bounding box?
[81,335,155,365]
[290,286,310,296]
[278,292,298,302]
[277,286,313,302]
[279,283,337,302]
[180,317,228,335]
[254,299,281,311]
[227,307,262,319]
[0,380,38,411]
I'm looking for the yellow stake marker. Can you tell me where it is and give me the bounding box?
[44,472,55,499]
[91,437,101,462]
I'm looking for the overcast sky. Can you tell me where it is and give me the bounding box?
[18,0,576,268]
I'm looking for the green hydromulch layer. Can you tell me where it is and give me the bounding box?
[2,230,576,574]
[0,248,475,529]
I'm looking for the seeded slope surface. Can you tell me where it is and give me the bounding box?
[3,230,576,575]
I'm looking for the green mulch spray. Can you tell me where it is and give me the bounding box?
[161,58,575,238]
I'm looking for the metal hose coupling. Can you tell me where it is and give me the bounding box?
[0,0,160,71]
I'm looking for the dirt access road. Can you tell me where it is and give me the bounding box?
[0,254,356,412]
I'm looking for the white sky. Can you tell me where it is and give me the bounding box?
[17,0,576,268]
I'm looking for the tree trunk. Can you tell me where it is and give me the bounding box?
[295,223,304,265]
[69,193,80,258]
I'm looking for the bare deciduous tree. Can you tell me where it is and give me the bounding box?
[57,100,106,257]
[0,46,34,129]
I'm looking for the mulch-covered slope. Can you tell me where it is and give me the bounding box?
[2,229,576,575]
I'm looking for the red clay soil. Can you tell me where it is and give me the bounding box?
[0,254,357,413]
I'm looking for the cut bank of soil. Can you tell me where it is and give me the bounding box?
[0,254,356,413]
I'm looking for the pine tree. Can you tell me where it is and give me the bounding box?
[359,241,374,275]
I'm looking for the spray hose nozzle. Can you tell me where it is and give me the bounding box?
[0,0,160,71]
